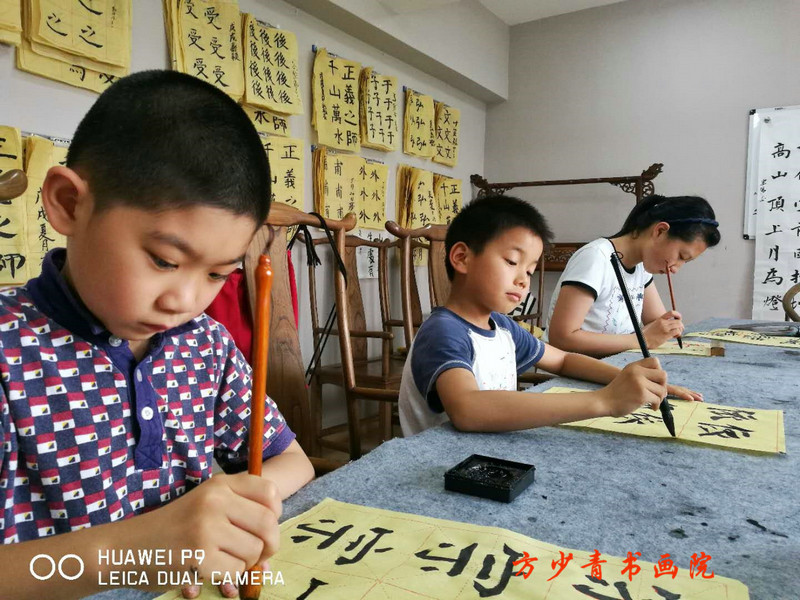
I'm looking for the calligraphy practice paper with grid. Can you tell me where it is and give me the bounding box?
[155,498,749,600]
[685,329,800,349]
[548,387,785,454]
[625,340,712,356]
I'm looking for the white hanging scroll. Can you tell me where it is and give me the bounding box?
[749,107,800,319]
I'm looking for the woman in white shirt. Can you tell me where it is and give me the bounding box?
[545,194,720,358]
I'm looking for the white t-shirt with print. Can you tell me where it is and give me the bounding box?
[544,238,653,340]
[399,308,546,436]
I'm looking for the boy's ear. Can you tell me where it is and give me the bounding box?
[41,166,92,236]
[448,241,471,276]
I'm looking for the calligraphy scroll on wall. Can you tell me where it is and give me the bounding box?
[0,0,22,46]
[23,136,68,279]
[313,146,364,222]
[16,1,125,92]
[27,0,131,72]
[432,102,459,167]
[312,48,361,152]
[242,15,302,115]
[155,498,750,600]
[750,109,800,319]
[359,67,398,152]
[355,160,388,280]
[0,126,26,285]
[261,136,303,209]
[397,165,437,266]
[403,89,435,159]
[548,387,785,454]
[241,104,291,137]
[166,0,244,100]
[433,173,461,225]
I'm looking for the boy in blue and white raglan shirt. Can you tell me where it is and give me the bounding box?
[399,195,701,437]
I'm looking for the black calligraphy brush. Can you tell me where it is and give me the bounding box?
[664,260,683,349]
[610,252,675,437]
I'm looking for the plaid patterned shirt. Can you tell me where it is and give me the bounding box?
[0,250,294,542]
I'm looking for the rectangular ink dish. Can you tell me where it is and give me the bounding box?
[444,454,535,503]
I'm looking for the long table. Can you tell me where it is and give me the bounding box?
[87,318,799,599]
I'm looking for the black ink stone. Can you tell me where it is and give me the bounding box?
[444,454,535,503]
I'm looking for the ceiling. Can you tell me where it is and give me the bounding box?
[477,0,627,25]
[378,0,628,26]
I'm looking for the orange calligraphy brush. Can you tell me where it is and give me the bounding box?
[664,260,683,349]
[241,255,273,600]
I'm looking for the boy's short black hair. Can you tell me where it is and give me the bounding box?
[445,194,553,280]
[67,70,270,225]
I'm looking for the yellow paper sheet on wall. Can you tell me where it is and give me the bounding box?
[548,387,785,454]
[432,101,459,167]
[685,329,800,349]
[625,340,712,356]
[408,167,436,266]
[23,137,67,278]
[17,35,118,93]
[358,160,387,230]
[395,164,413,228]
[313,147,364,221]
[403,89,435,158]
[28,0,131,69]
[312,48,361,152]
[241,104,291,137]
[242,15,302,115]
[0,126,22,176]
[433,173,461,225]
[154,498,750,600]
[17,0,120,93]
[0,126,28,286]
[359,67,398,152]
[261,136,303,209]
[175,0,244,100]
[0,0,22,46]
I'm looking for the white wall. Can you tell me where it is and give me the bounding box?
[485,0,800,323]
[308,0,510,100]
[1,0,490,427]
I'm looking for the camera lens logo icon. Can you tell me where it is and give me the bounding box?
[29,553,85,581]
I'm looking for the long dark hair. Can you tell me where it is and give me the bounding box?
[611,194,720,247]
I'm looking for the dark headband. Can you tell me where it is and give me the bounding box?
[668,217,719,227]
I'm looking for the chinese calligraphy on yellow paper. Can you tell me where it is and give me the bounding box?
[548,387,785,454]
[403,89,435,158]
[167,0,244,100]
[313,147,364,222]
[155,498,749,600]
[261,136,303,209]
[685,329,800,349]
[432,101,459,167]
[241,104,291,138]
[359,67,398,152]
[433,173,461,225]
[242,16,302,115]
[626,340,712,356]
[312,48,361,152]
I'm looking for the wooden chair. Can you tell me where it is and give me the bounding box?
[784,283,800,322]
[243,203,355,473]
[384,221,450,349]
[302,231,403,459]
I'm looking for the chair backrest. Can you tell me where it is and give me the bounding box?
[304,232,396,378]
[243,203,355,451]
[0,170,27,201]
[385,221,451,348]
[784,283,800,322]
